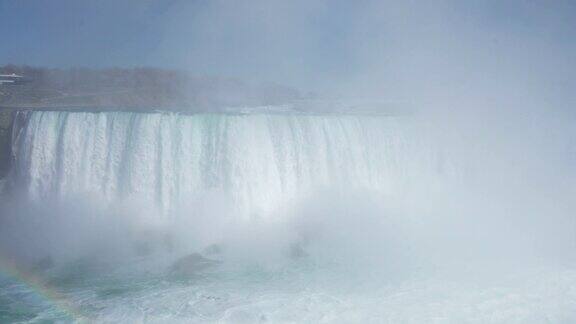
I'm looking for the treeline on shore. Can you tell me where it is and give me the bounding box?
[0,65,303,111]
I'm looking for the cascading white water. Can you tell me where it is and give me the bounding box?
[11,110,453,221]
[4,110,576,323]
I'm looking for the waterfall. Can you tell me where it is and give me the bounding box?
[10,110,447,221]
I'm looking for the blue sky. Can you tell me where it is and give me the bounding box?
[1,0,575,97]
[0,1,357,75]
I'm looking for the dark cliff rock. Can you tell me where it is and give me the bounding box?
[0,110,13,177]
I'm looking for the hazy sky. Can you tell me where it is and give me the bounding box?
[1,0,575,98]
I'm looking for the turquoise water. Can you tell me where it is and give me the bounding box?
[3,261,576,323]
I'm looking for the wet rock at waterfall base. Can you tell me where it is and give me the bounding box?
[133,241,153,257]
[31,256,54,272]
[289,242,308,259]
[170,253,221,277]
[203,243,223,256]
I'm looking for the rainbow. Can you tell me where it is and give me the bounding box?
[0,253,83,322]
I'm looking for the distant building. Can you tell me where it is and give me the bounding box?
[0,73,30,85]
